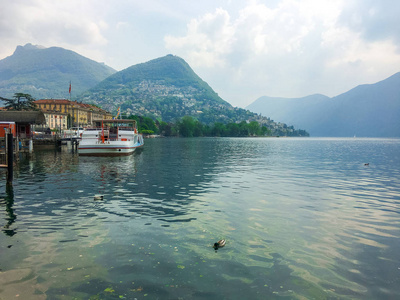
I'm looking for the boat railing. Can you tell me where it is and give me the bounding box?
[117,127,135,131]
[85,127,135,131]
[94,138,132,143]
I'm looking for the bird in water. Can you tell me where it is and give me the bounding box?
[213,239,226,250]
[364,163,369,166]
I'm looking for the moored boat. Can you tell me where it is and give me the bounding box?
[78,119,144,156]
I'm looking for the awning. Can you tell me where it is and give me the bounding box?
[0,111,46,124]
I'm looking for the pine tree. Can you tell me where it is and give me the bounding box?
[0,93,37,111]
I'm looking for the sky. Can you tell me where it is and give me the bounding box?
[1,0,400,108]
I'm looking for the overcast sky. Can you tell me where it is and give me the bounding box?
[1,0,399,107]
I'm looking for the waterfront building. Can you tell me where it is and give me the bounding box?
[34,99,112,129]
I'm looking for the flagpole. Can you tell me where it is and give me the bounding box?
[69,81,73,127]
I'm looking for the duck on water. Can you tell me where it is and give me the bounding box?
[213,239,226,250]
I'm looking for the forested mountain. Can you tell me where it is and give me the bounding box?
[0,45,307,136]
[80,54,258,124]
[246,72,400,137]
[79,54,307,135]
[0,43,116,99]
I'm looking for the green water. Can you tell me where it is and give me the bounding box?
[1,138,400,299]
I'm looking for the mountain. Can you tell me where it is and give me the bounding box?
[80,55,258,124]
[0,45,307,135]
[0,43,116,99]
[246,72,400,137]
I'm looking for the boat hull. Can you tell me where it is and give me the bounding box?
[78,145,141,156]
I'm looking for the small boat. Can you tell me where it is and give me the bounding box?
[78,119,144,156]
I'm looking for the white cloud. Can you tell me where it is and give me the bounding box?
[0,0,109,61]
[0,0,399,107]
[338,0,400,46]
[165,0,400,106]
[165,8,235,68]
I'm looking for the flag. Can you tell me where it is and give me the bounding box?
[116,107,121,118]
[69,82,71,94]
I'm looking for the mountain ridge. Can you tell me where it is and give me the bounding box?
[0,44,308,136]
[246,72,400,137]
[0,43,116,99]
[80,54,259,125]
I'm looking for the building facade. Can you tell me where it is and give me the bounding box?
[34,99,112,129]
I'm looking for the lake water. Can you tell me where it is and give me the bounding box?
[1,137,399,299]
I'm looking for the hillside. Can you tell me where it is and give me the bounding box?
[246,72,400,137]
[0,45,307,136]
[80,55,258,124]
[0,43,116,99]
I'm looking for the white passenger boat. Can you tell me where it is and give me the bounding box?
[78,119,144,156]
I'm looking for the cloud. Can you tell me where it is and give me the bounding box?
[1,0,399,107]
[0,0,108,60]
[166,0,343,68]
[338,0,400,46]
[164,0,400,106]
[164,0,342,102]
[165,8,235,68]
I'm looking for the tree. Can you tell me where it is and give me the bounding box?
[178,116,196,137]
[226,123,240,136]
[238,121,249,136]
[260,125,271,136]
[1,93,37,111]
[211,122,226,137]
[248,121,260,136]
[141,116,158,133]
[159,121,174,136]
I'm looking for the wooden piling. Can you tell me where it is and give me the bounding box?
[7,132,13,185]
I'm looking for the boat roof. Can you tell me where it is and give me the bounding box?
[92,119,136,123]
[91,119,137,126]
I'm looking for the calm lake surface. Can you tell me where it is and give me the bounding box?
[1,137,400,299]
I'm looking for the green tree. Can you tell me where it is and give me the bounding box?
[260,125,271,136]
[226,123,240,136]
[1,93,37,111]
[159,121,174,136]
[248,121,260,136]
[193,119,204,137]
[238,121,249,136]
[140,116,157,133]
[211,122,227,137]
[178,116,197,137]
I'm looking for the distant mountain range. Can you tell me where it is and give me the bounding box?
[246,72,400,137]
[0,44,304,135]
[0,43,116,99]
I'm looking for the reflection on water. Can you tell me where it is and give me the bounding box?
[0,138,399,299]
[1,185,16,237]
